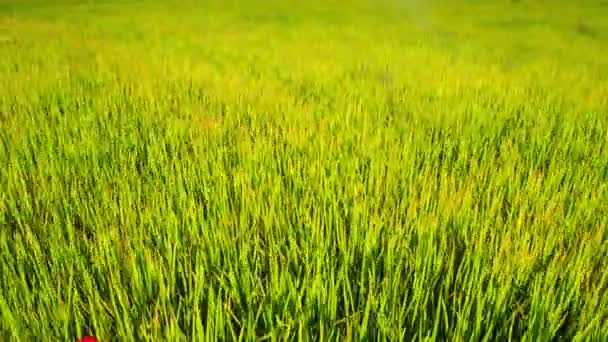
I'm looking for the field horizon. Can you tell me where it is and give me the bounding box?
[1,0,607,340]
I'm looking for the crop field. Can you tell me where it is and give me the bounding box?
[1,0,607,340]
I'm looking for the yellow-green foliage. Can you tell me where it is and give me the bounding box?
[1,0,607,340]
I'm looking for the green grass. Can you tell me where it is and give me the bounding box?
[1,0,607,340]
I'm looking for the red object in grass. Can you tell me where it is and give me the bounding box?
[77,336,98,342]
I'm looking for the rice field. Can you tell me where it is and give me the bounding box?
[1,0,607,340]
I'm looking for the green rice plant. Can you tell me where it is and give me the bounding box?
[0,0,607,341]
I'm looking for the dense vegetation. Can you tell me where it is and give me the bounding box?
[1,0,607,340]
